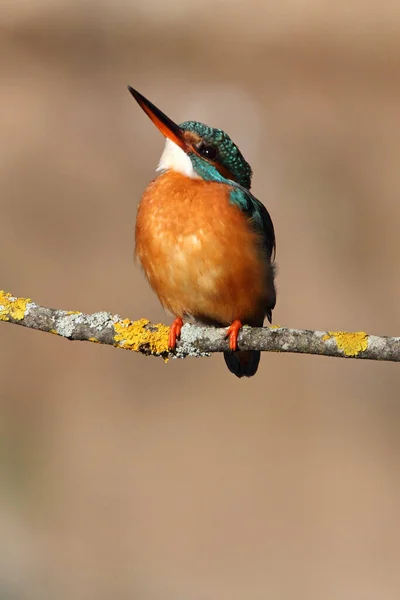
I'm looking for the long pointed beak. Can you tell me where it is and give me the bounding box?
[128,86,187,150]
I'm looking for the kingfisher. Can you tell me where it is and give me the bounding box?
[128,86,276,378]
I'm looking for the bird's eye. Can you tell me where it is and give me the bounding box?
[197,143,218,161]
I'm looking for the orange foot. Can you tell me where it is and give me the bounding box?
[226,319,243,352]
[169,317,184,350]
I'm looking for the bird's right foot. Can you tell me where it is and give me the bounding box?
[168,317,183,350]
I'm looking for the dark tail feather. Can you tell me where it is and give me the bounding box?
[223,351,261,378]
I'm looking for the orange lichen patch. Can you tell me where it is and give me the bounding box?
[114,318,169,357]
[66,311,82,315]
[49,329,59,335]
[324,331,368,356]
[89,337,101,344]
[0,291,31,321]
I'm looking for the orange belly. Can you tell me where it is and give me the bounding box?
[135,171,272,325]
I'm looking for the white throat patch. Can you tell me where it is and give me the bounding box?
[156,139,200,179]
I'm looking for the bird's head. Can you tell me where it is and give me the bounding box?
[128,86,252,190]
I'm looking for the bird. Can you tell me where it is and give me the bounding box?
[128,85,276,378]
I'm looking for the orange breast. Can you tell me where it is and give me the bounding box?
[135,171,272,325]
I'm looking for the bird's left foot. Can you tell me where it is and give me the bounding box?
[226,320,243,351]
[169,317,183,350]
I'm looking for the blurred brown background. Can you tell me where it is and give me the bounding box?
[1,1,400,598]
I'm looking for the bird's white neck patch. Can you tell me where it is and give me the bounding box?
[156,139,200,179]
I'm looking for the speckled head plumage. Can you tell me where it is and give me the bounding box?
[127,86,252,189]
[178,121,252,189]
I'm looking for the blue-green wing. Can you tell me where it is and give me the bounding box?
[229,184,276,261]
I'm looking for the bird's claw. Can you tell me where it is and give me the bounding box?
[226,320,243,352]
[169,317,183,350]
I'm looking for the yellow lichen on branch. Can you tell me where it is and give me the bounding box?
[114,317,170,356]
[0,291,31,322]
[323,331,368,357]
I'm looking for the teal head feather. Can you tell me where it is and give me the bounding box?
[179,121,253,189]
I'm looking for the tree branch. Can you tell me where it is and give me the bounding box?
[1,290,399,362]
